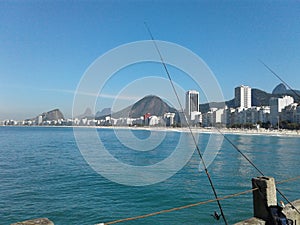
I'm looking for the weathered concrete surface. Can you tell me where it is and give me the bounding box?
[11,218,54,225]
[252,177,277,220]
[234,217,266,225]
[283,199,300,224]
[234,199,300,225]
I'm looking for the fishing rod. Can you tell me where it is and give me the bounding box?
[144,22,229,225]
[144,23,300,222]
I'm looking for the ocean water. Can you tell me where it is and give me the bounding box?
[0,126,299,225]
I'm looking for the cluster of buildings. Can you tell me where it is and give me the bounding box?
[198,85,299,128]
[1,111,177,128]
[102,112,176,127]
[2,85,300,129]
[2,118,72,126]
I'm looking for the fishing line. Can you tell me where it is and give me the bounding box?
[99,175,300,225]
[144,22,228,225]
[214,127,300,215]
[259,60,300,99]
[259,60,300,214]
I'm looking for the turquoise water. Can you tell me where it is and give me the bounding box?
[0,127,299,225]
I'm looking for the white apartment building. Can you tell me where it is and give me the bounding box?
[164,112,176,126]
[270,95,294,126]
[235,85,251,109]
[212,108,227,125]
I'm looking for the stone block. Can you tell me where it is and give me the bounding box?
[11,218,54,225]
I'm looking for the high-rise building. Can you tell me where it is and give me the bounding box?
[185,90,199,119]
[235,85,251,109]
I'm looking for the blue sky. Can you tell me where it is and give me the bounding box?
[1,0,300,120]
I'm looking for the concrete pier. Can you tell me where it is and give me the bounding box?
[11,218,54,225]
[235,176,300,225]
[252,176,277,220]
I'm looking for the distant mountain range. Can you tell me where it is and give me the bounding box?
[75,107,112,120]
[95,83,300,117]
[95,108,112,118]
[31,83,300,120]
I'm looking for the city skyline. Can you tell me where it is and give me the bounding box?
[2,82,296,123]
[4,84,300,129]
[1,1,300,120]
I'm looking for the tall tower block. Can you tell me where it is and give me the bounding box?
[235,85,251,109]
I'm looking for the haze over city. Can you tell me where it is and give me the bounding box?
[1,1,300,120]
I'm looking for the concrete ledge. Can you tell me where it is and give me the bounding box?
[11,218,54,225]
[234,217,266,225]
[234,199,300,224]
[283,199,300,223]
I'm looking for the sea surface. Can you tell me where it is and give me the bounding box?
[0,126,299,225]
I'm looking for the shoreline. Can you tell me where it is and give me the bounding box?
[1,125,300,137]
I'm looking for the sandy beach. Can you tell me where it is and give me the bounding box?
[72,125,300,137]
[2,125,300,137]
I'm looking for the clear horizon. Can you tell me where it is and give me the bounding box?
[1,1,300,120]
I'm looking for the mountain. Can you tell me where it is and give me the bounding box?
[110,95,177,119]
[42,109,64,121]
[272,83,287,94]
[77,107,94,119]
[95,108,112,118]
[272,83,300,102]
[129,95,177,117]
[251,88,276,106]
[35,109,64,121]
[199,101,227,113]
